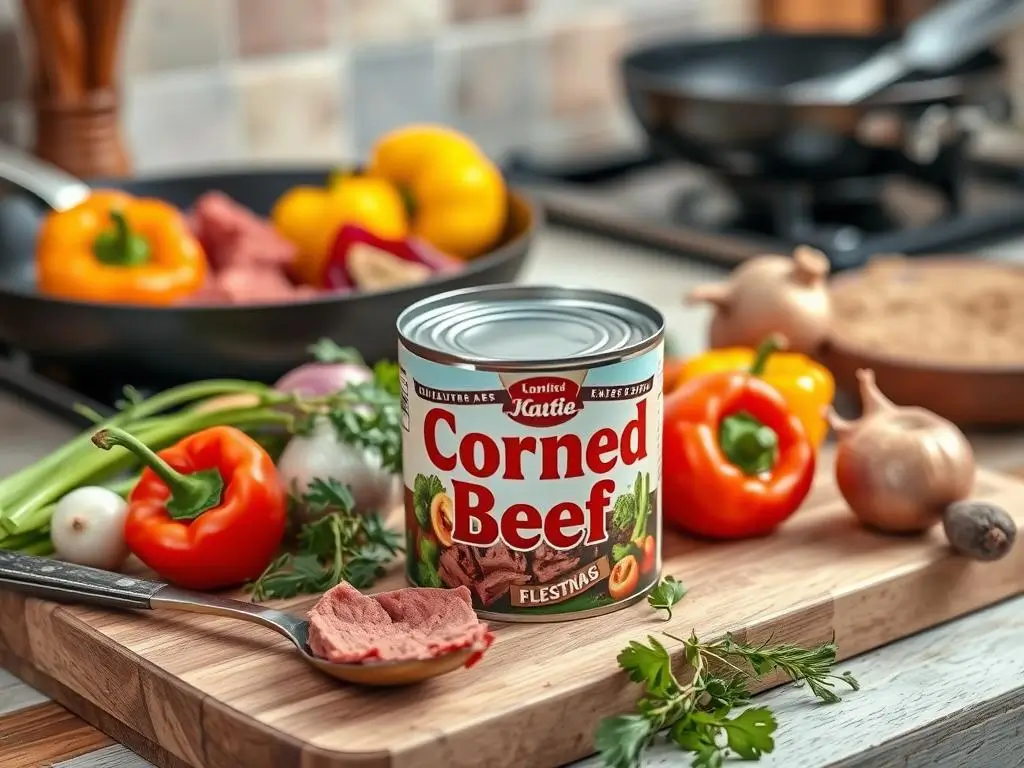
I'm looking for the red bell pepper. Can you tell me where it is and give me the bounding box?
[662,354,815,540]
[92,426,287,590]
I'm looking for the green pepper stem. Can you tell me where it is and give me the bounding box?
[749,335,785,376]
[398,186,418,220]
[719,411,778,476]
[92,427,224,522]
[93,210,151,267]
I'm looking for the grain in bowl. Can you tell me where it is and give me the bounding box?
[830,257,1024,366]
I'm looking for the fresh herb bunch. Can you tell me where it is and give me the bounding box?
[247,478,403,601]
[322,379,403,474]
[596,608,859,767]
[303,341,403,474]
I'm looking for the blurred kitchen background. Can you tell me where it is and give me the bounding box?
[4,0,1023,171]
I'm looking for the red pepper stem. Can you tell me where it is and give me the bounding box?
[719,412,778,476]
[91,427,224,521]
[749,336,783,377]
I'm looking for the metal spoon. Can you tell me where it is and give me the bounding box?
[0,551,475,686]
[787,0,1024,104]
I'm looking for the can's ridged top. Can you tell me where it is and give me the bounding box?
[397,285,664,369]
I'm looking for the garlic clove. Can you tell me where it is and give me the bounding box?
[347,243,432,291]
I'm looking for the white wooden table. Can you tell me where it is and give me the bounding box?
[2,226,1023,767]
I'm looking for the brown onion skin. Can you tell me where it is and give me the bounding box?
[828,369,975,534]
[688,245,832,355]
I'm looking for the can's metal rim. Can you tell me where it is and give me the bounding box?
[397,283,665,372]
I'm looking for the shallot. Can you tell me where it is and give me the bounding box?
[827,369,975,534]
[275,361,372,398]
[50,486,129,570]
[688,245,832,355]
[277,417,398,516]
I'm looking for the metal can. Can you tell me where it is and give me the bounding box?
[397,285,664,622]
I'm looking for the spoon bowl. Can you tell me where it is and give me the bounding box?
[0,551,479,687]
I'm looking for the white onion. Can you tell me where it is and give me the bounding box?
[51,487,130,571]
[277,417,397,516]
[274,362,372,398]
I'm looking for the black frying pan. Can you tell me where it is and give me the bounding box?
[0,147,537,384]
[621,33,1006,181]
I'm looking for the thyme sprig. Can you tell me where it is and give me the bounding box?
[596,586,859,768]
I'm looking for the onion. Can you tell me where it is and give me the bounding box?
[827,369,975,534]
[50,486,130,570]
[687,245,832,355]
[277,417,398,516]
[275,361,372,398]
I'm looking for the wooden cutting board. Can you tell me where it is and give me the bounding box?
[2,457,1024,768]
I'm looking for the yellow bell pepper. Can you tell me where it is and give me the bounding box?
[270,175,408,287]
[366,124,507,260]
[676,336,834,448]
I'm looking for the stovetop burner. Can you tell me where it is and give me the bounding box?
[503,139,1024,270]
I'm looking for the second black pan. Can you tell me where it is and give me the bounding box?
[621,33,1005,181]
[0,147,537,384]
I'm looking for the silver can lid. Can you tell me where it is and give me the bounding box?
[397,284,664,370]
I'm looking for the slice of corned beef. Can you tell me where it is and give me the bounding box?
[190,191,296,270]
[307,582,492,664]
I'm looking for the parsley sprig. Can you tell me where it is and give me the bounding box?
[647,575,687,619]
[247,478,403,602]
[597,589,859,767]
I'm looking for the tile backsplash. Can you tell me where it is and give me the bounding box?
[0,0,753,172]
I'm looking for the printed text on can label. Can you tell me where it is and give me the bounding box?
[400,343,663,619]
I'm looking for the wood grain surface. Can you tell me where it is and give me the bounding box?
[1,454,1023,768]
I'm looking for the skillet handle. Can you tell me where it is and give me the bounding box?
[0,550,166,610]
[0,143,91,211]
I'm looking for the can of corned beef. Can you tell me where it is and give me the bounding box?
[396,285,663,623]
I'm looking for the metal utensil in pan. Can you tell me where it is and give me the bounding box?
[788,0,1024,104]
[0,146,538,383]
[620,33,1006,181]
[0,550,476,686]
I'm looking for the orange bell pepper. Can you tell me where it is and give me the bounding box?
[36,190,207,306]
[674,338,834,448]
[270,175,408,287]
[663,364,816,540]
[366,124,507,259]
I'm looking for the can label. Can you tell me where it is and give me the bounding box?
[400,342,662,620]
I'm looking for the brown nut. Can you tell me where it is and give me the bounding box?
[430,492,454,547]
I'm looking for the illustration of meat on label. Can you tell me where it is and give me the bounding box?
[398,286,664,623]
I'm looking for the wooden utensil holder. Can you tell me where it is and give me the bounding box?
[33,89,131,179]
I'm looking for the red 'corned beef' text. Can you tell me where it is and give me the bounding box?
[423,400,648,552]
